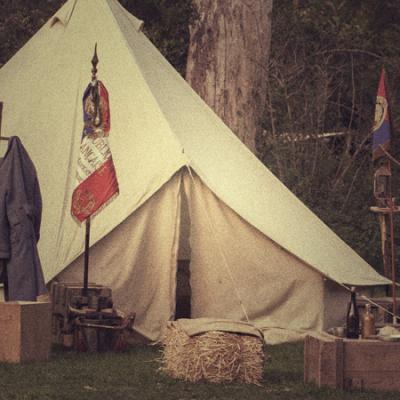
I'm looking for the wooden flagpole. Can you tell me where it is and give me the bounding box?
[385,71,398,324]
[82,45,99,297]
[371,69,398,323]
[388,163,397,324]
[83,218,90,296]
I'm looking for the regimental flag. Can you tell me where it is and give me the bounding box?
[372,68,391,161]
[71,80,119,223]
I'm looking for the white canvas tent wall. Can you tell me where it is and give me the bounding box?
[0,0,389,342]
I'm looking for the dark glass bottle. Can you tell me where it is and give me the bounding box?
[346,287,360,339]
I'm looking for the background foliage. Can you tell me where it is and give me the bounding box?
[1,0,400,274]
[259,0,400,273]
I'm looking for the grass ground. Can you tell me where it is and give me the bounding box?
[0,342,400,400]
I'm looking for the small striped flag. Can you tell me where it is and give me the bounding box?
[372,69,391,161]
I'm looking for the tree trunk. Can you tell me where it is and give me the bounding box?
[186,0,273,154]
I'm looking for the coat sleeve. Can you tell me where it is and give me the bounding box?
[32,177,42,242]
[0,191,10,260]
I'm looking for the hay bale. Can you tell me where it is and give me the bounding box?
[160,322,265,385]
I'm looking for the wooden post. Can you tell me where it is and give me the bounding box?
[371,154,399,316]
[388,161,397,323]
[0,101,3,139]
[82,45,98,298]
[83,218,91,296]
[378,213,390,279]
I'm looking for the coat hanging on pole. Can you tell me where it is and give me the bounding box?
[0,136,47,301]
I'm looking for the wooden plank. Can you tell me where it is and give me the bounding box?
[304,334,400,391]
[304,334,342,388]
[344,340,400,372]
[20,302,52,362]
[0,302,52,363]
[303,335,312,383]
[344,370,400,391]
[318,339,340,388]
[335,339,344,390]
[304,335,319,384]
[0,303,21,362]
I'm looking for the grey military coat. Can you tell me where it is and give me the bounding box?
[0,136,46,300]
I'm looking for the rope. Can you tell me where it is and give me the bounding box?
[338,281,398,320]
[185,167,251,323]
[379,145,400,168]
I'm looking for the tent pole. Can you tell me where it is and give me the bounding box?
[83,217,91,297]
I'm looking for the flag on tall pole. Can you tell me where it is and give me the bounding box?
[71,45,119,296]
[71,46,119,223]
[371,68,398,323]
[372,68,391,161]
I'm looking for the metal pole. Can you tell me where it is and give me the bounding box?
[83,217,91,297]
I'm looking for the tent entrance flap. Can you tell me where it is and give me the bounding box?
[176,175,192,319]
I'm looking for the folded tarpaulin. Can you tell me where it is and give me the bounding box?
[170,318,263,339]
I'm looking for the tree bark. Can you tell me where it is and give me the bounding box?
[186,0,273,154]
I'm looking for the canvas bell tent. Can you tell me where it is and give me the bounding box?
[0,0,389,343]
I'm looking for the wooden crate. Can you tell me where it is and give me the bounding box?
[304,334,400,391]
[0,301,52,363]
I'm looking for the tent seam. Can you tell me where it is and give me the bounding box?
[104,0,189,166]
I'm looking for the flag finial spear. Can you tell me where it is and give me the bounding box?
[91,43,98,82]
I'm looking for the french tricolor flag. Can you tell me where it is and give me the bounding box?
[71,80,119,223]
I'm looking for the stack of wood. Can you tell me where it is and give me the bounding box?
[159,322,264,385]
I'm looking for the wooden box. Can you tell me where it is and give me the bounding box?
[304,334,400,391]
[0,301,52,363]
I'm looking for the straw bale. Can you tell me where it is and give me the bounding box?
[159,323,265,385]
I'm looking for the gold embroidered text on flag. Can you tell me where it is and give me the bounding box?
[71,80,119,223]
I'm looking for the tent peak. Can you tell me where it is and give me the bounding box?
[49,0,144,32]
[50,0,77,27]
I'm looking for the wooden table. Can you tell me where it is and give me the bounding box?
[304,333,400,391]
